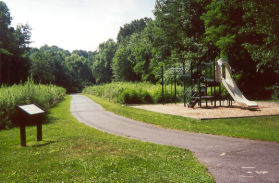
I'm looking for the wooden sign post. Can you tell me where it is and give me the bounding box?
[16,104,45,147]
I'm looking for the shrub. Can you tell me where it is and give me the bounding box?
[0,78,66,129]
[83,82,185,104]
[118,89,142,104]
[141,91,154,104]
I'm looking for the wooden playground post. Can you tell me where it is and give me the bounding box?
[219,83,222,106]
[205,80,208,107]
[174,68,177,104]
[161,66,164,105]
[183,62,186,107]
[198,78,201,107]
[190,62,193,98]
[214,61,217,107]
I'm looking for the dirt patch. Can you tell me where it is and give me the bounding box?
[131,102,279,119]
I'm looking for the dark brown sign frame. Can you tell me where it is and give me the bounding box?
[16,104,45,146]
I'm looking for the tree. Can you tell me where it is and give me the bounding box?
[240,0,279,98]
[201,0,279,98]
[0,1,31,84]
[29,45,69,89]
[72,49,89,59]
[153,0,208,65]
[0,1,11,53]
[112,18,153,82]
[65,54,94,90]
[240,0,279,72]
[28,45,95,92]
[129,31,154,82]
[40,45,71,56]
[117,18,151,42]
[29,51,56,84]
[91,39,117,84]
[112,39,139,81]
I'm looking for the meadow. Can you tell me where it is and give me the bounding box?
[0,79,66,129]
[83,82,185,104]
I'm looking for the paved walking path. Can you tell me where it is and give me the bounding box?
[70,94,279,183]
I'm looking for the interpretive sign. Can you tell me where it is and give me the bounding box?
[16,104,45,146]
[18,104,44,115]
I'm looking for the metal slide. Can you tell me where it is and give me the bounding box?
[216,58,258,108]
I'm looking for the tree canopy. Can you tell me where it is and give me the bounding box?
[1,0,278,98]
[0,1,31,84]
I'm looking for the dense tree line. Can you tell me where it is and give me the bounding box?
[1,0,278,99]
[0,1,95,92]
[0,1,31,85]
[28,46,95,92]
[110,0,279,99]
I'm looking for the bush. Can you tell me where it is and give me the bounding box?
[83,82,185,104]
[0,78,66,129]
[118,89,142,104]
[142,91,153,103]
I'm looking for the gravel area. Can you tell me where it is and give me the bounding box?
[131,101,279,119]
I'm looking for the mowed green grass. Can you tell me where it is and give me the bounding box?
[86,94,279,142]
[0,96,214,183]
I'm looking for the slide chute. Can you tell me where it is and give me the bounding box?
[215,58,258,108]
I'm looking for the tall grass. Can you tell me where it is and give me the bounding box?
[83,82,185,104]
[0,78,66,129]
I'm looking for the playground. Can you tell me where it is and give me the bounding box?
[132,58,279,119]
[131,101,279,120]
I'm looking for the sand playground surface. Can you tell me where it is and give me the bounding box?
[131,101,279,120]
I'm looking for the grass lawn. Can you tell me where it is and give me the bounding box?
[86,94,279,143]
[0,95,214,183]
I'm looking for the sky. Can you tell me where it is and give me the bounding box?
[5,0,156,52]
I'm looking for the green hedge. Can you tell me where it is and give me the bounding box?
[0,79,66,129]
[83,82,185,104]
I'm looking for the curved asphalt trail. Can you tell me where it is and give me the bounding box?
[70,94,279,183]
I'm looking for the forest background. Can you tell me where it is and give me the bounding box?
[1,0,278,99]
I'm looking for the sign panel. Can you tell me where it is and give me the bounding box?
[18,104,44,115]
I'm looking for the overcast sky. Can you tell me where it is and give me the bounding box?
[5,0,156,51]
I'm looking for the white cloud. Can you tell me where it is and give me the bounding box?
[5,0,155,51]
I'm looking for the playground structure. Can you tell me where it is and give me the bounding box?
[161,58,258,108]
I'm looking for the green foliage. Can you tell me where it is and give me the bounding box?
[153,0,207,64]
[240,0,279,72]
[0,78,66,129]
[29,51,56,83]
[201,0,279,99]
[91,39,117,84]
[0,1,95,92]
[0,1,31,84]
[65,54,94,90]
[28,45,95,92]
[112,43,137,81]
[118,89,143,104]
[83,82,184,104]
[72,49,89,58]
[1,0,279,99]
[112,18,152,82]
[117,18,151,42]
